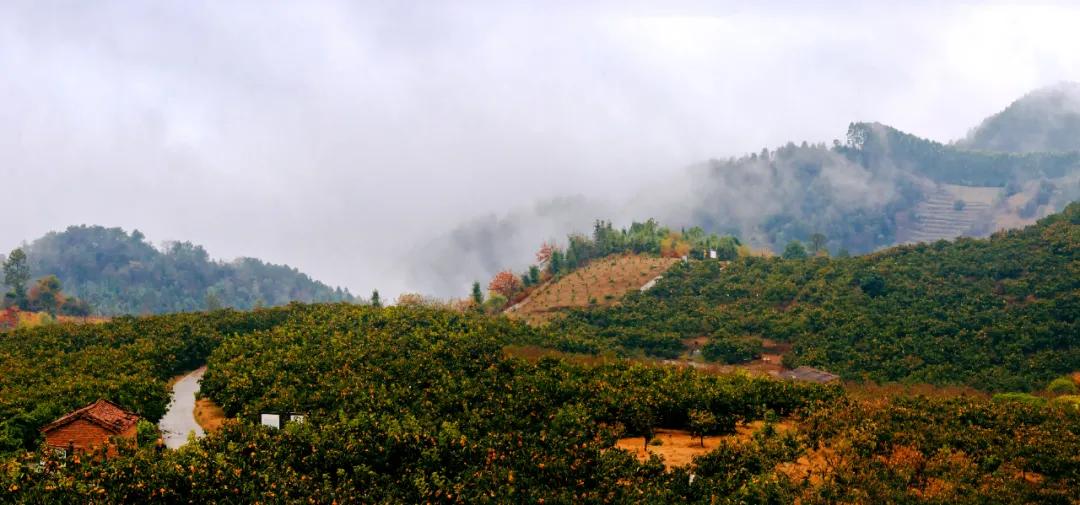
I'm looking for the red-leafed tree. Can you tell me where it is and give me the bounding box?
[487,270,521,299]
[536,241,560,268]
[0,306,18,331]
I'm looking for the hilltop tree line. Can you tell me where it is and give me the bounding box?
[685,117,1080,259]
[2,248,92,325]
[8,225,354,316]
[958,82,1080,153]
[842,121,1080,187]
[474,219,748,311]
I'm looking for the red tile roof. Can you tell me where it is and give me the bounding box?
[39,399,141,435]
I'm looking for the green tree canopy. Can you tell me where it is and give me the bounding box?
[782,240,808,260]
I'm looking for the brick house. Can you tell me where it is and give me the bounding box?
[39,399,140,457]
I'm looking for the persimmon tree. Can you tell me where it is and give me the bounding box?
[488,270,521,299]
[536,241,560,268]
[0,306,17,330]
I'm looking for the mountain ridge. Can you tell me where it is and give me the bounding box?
[7,224,356,316]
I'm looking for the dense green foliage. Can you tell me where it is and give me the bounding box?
[3,303,1080,503]
[797,394,1080,503]
[0,306,296,456]
[2,303,847,503]
[556,203,1080,391]
[701,336,764,365]
[545,219,741,277]
[18,225,354,315]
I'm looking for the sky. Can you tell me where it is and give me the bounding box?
[3,1,1080,299]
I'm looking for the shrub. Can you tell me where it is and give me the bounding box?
[136,419,160,449]
[954,200,966,211]
[702,335,764,364]
[990,393,1047,407]
[1047,377,1077,395]
[1050,395,1080,410]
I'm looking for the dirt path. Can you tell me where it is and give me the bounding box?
[159,366,206,449]
[639,275,663,291]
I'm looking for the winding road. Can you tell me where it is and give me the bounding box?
[159,367,206,449]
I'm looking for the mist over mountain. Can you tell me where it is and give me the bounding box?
[959,82,1080,153]
[412,95,1080,299]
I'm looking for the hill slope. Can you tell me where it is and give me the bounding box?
[505,254,679,324]
[959,82,1080,153]
[16,225,355,315]
[419,86,1080,296]
[552,202,1080,391]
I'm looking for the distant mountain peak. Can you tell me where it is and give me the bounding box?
[959,82,1080,153]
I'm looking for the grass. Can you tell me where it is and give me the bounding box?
[615,420,795,469]
[194,397,226,433]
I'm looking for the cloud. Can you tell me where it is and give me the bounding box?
[2,1,1080,300]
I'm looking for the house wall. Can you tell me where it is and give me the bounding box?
[45,419,111,453]
[44,419,137,457]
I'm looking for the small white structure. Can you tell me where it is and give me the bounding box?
[260,413,281,429]
[709,249,717,259]
[260,411,306,429]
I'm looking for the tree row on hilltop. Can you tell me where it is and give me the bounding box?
[475,219,747,312]
[8,225,355,316]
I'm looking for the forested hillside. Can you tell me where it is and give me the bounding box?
[959,82,1080,153]
[12,225,354,315]
[553,202,1080,391]
[420,86,1080,296]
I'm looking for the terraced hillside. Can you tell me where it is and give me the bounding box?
[505,254,680,325]
[905,184,998,244]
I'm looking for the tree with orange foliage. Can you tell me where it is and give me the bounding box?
[673,241,691,259]
[394,293,428,308]
[0,306,18,331]
[27,275,65,316]
[488,270,521,299]
[536,241,560,268]
[450,298,476,313]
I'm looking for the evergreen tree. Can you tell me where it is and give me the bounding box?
[471,281,484,305]
[527,265,541,285]
[808,233,828,256]
[2,248,30,309]
[549,250,564,275]
[371,289,382,308]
